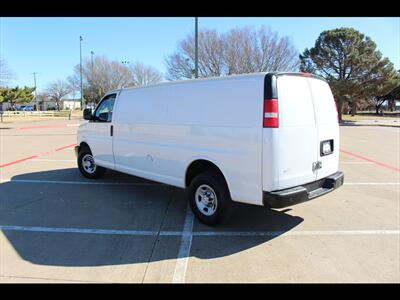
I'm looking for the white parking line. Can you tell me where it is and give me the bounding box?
[0,225,162,236]
[0,275,99,283]
[340,162,374,164]
[30,159,76,162]
[172,203,194,283]
[2,223,398,284]
[1,178,398,186]
[344,182,400,185]
[0,179,164,186]
[1,225,399,237]
[192,230,400,236]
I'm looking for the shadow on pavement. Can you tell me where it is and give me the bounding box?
[0,168,303,267]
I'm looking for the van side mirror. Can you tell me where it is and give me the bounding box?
[83,108,93,120]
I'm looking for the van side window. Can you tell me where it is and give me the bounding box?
[94,94,116,122]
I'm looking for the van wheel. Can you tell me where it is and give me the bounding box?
[77,149,105,179]
[188,171,232,225]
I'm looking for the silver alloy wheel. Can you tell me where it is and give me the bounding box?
[82,154,97,174]
[195,184,218,216]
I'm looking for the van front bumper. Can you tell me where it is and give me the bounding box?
[263,171,344,209]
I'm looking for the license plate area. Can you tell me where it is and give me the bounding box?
[320,139,334,156]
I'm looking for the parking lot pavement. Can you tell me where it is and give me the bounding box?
[0,121,399,283]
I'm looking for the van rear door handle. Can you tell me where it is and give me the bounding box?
[312,161,322,171]
[110,125,113,137]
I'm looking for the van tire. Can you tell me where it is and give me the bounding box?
[77,148,106,179]
[188,171,232,225]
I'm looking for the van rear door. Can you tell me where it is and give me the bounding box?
[273,74,318,190]
[307,77,339,180]
[263,73,339,192]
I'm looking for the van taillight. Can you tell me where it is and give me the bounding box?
[263,98,279,128]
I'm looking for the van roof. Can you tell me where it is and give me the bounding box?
[107,72,326,94]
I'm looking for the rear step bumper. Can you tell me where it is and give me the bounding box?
[263,171,344,209]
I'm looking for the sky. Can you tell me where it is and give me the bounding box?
[1,17,399,93]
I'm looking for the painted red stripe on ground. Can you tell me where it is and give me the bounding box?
[0,155,38,168]
[18,124,68,130]
[340,149,400,172]
[0,143,77,169]
[55,144,76,152]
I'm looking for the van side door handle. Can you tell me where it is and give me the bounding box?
[110,125,113,137]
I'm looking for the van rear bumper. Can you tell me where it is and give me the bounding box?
[263,171,344,209]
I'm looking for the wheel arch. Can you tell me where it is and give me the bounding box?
[184,159,231,197]
[78,141,91,154]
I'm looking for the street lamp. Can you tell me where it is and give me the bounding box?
[91,51,94,103]
[79,36,84,110]
[32,72,38,110]
[194,17,199,79]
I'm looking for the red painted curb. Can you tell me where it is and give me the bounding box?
[340,149,400,172]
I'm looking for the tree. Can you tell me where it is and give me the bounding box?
[387,81,400,111]
[72,55,132,104]
[36,92,50,110]
[300,27,398,121]
[69,56,163,104]
[371,84,400,114]
[224,26,299,74]
[376,70,400,112]
[165,26,299,80]
[0,86,35,110]
[66,75,80,101]
[128,62,163,86]
[45,80,71,111]
[165,29,226,80]
[0,59,15,87]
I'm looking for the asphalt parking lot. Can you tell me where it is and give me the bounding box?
[0,119,399,283]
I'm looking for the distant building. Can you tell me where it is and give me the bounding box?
[1,98,81,111]
[0,102,11,111]
[60,99,81,110]
[36,98,81,110]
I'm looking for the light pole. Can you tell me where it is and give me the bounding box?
[91,50,94,103]
[79,36,84,110]
[121,61,130,89]
[32,72,38,110]
[194,17,199,79]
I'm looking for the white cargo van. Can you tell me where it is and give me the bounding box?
[75,72,344,225]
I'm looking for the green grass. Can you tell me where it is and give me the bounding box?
[341,114,400,122]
